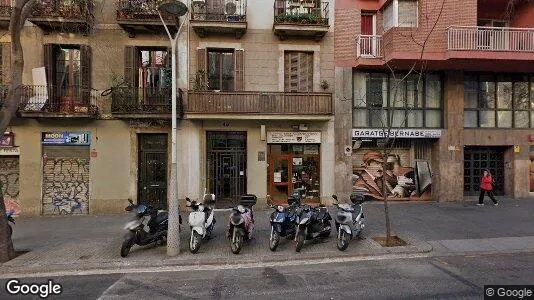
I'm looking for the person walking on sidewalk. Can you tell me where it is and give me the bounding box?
[477,169,498,206]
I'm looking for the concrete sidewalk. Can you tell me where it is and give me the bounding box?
[1,197,533,276]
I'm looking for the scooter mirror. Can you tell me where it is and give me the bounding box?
[128,198,134,205]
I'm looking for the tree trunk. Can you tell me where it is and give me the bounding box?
[0,0,35,262]
[382,149,392,247]
[0,181,15,262]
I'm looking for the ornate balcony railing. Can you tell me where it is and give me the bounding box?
[186,91,333,115]
[191,0,247,22]
[273,0,329,26]
[111,86,176,114]
[116,0,175,21]
[16,85,98,115]
[31,0,94,20]
[357,35,382,58]
[447,26,534,52]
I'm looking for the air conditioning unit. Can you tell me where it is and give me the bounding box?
[225,0,241,22]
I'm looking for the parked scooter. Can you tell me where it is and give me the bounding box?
[186,193,216,253]
[227,194,257,254]
[121,199,181,257]
[268,194,301,251]
[294,203,332,252]
[332,193,366,251]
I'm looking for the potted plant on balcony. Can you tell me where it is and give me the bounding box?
[320,80,329,91]
[193,70,208,91]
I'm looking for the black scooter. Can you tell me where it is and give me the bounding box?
[120,199,181,257]
[268,194,300,251]
[294,203,332,252]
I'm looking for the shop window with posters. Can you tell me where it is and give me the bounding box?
[268,144,320,203]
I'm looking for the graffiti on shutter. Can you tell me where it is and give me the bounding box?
[42,146,90,215]
[0,157,19,201]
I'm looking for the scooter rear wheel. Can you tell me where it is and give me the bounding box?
[189,231,201,254]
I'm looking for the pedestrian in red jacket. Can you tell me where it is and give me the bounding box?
[477,169,498,206]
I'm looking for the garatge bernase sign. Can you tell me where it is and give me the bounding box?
[267,131,321,144]
[352,129,442,139]
[41,132,91,145]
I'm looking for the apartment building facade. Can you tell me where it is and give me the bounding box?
[0,0,334,215]
[334,0,534,202]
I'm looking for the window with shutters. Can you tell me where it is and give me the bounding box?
[43,44,91,110]
[284,51,313,93]
[382,0,418,31]
[56,47,82,102]
[207,49,234,91]
[137,49,171,89]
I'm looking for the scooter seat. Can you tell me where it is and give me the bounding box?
[338,203,355,212]
[153,211,168,225]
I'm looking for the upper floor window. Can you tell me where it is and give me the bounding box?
[196,48,244,91]
[464,74,534,128]
[208,49,234,91]
[383,0,418,32]
[353,72,442,128]
[284,51,313,92]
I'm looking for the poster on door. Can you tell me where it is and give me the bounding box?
[352,149,432,201]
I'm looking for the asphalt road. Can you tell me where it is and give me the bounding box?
[1,252,533,299]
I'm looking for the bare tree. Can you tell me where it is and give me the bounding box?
[352,0,446,246]
[0,0,36,262]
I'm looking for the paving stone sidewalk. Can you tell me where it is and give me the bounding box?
[1,197,533,276]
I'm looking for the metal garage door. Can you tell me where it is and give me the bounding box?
[42,146,90,215]
[0,156,19,202]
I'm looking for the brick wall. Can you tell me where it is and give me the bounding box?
[335,0,479,66]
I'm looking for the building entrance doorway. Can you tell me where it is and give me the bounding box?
[464,147,505,196]
[138,134,168,209]
[206,131,247,208]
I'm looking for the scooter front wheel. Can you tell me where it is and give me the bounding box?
[337,229,350,251]
[189,231,201,254]
[120,238,133,257]
[231,228,244,254]
[269,227,280,251]
[295,230,305,252]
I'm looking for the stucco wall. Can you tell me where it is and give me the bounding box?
[8,119,131,216]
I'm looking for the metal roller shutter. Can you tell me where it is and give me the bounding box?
[42,146,90,215]
[0,156,19,202]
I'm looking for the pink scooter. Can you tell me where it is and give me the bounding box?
[227,194,257,254]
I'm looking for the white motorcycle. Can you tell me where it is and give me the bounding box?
[186,193,216,253]
[332,193,366,251]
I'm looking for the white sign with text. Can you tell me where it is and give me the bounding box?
[267,131,321,144]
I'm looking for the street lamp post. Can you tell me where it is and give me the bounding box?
[157,0,188,257]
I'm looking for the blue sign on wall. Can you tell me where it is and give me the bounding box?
[42,132,91,145]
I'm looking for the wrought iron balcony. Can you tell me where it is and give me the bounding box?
[357,35,382,58]
[16,85,99,118]
[111,86,181,118]
[447,26,534,52]
[190,0,247,39]
[0,4,12,29]
[185,91,332,118]
[29,0,95,34]
[273,0,329,41]
[116,0,177,37]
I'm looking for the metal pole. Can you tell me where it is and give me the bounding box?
[159,11,185,257]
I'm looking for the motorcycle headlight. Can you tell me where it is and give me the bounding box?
[230,214,243,225]
[277,205,284,212]
[299,217,309,225]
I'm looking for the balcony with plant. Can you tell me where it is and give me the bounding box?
[273,0,329,41]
